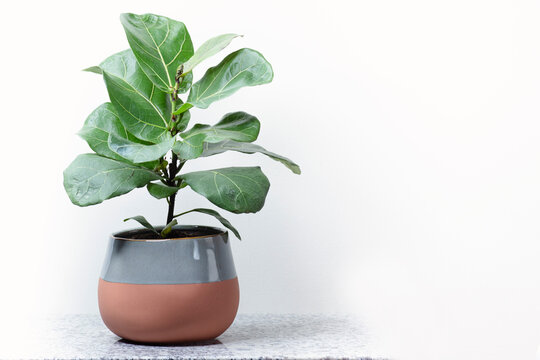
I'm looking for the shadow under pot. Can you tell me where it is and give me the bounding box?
[98,225,239,344]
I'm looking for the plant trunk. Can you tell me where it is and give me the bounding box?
[166,153,179,224]
[167,192,176,224]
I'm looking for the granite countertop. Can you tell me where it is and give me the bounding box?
[0,314,387,360]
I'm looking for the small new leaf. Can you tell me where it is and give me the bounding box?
[147,183,180,199]
[83,66,102,74]
[124,215,159,235]
[182,33,241,74]
[174,100,191,132]
[161,219,178,237]
[177,72,193,94]
[172,102,193,115]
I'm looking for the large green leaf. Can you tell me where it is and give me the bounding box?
[182,34,241,74]
[179,167,270,213]
[173,208,242,239]
[99,50,171,143]
[120,13,194,92]
[173,111,259,160]
[187,48,273,109]
[77,103,130,162]
[108,133,175,163]
[201,140,301,174]
[78,103,158,169]
[182,111,260,143]
[63,154,161,206]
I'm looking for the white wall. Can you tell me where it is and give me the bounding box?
[1,1,540,359]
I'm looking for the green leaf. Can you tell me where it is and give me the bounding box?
[78,103,159,169]
[177,71,193,94]
[147,182,180,199]
[187,48,273,109]
[63,154,161,206]
[77,103,159,169]
[182,34,241,74]
[174,100,191,132]
[161,219,178,237]
[99,50,171,143]
[182,111,260,143]
[173,208,242,240]
[77,103,132,162]
[175,111,190,132]
[201,140,301,174]
[173,102,193,115]
[108,133,175,163]
[179,167,270,213]
[124,215,159,235]
[172,134,206,160]
[172,111,259,160]
[120,13,194,91]
[83,66,102,74]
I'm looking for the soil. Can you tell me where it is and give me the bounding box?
[114,226,224,240]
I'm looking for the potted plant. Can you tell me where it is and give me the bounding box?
[63,13,300,344]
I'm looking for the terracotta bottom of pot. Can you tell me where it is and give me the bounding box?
[98,277,239,343]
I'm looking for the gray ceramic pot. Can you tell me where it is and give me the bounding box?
[98,225,240,344]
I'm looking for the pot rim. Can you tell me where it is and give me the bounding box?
[111,225,227,242]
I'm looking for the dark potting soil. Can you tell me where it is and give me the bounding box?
[115,226,223,240]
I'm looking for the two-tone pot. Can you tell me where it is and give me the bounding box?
[98,225,239,343]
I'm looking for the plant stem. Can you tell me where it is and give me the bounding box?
[165,67,186,227]
[166,193,176,226]
[166,153,178,224]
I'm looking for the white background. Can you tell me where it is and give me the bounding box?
[1,1,540,359]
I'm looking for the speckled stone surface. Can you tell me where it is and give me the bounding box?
[0,314,387,360]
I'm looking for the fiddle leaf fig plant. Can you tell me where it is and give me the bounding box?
[63,13,300,239]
